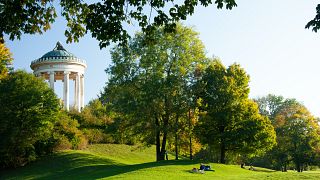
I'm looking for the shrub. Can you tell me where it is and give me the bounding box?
[52,112,87,150]
[0,71,60,168]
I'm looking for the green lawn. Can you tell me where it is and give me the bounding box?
[1,144,320,179]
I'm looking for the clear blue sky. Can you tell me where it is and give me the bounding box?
[5,0,320,116]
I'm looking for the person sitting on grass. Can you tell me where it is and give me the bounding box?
[191,167,205,174]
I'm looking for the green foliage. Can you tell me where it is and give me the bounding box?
[73,99,112,128]
[195,60,276,163]
[306,4,320,32]
[68,99,120,144]
[274,103,320,172]
[0,0,57,43]
[82,128,110,144]
[0,70,60,168]
[0,0,237,47]
[2,144,320,179]
[254,95,320,172]
[0,41,13,79]
[52,112,88,150]
[101,24,207,160]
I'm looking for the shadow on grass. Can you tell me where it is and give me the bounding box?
[248,167,276,173]
[43,160,198,179]
[1,152,198,180]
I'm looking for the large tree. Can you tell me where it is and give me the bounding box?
[101,24,206,161]
[195,60,276,164]
[0,70,60,168]
[0,0,236,47]
[276,103,320,172]
[255,95,320,171]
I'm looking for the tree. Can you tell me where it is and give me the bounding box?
[254,94,297,124]
[0,0,237,47]
[275,103,320,172]
[101,24,207,161]
[195,60,276,164]
[0,70,60,168]
[254,95,320,171]
[0,41,13,79]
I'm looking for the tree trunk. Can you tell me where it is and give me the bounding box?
[220,141,226,164]
[188,109,193,160]
[160,131,167,160]
[159,112,169,161]
[155,117,161,161]
[284,163,287,172]
[189,136,193,160]
[296,162,301,172]
[219,126,226,164]
[175,114,179,160]
[175,133,178,160]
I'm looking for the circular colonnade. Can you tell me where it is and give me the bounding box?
[30,42,87,112]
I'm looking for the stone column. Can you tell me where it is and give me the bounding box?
[74,76,78,109]
[63,71,70,111]
[76,72,81,112]
[80,74,84,109]
[49,71,55,90]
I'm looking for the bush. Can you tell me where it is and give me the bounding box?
[0,71,60,168]
[53,135,72,151]
[52,112,88,150]
[83,128,112,144]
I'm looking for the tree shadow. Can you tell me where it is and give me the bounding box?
[2,152,198,179]
[38,160,198,179]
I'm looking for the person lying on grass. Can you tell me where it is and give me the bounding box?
[200,163,214,171]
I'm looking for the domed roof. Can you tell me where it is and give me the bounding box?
[30,42,86,68]
[41,42,76,58]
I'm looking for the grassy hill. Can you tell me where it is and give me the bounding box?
[1,144,320,179]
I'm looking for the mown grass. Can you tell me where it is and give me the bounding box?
[1,144,320,179]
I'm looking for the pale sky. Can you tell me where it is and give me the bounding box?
[5,0,320,116]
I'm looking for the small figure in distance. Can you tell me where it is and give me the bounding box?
[191,167,204,174]
[191,167,198,173]
[241,163,245,169]
[204,165,212,171]
[165,150,168,160]
[199,163,205,170]
[199,163,206,173]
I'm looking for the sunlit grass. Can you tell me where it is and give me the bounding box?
[1,144,320,179]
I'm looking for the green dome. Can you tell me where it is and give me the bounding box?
[30,42,86,67]
[41,41,76,58]
[41,49,75,58]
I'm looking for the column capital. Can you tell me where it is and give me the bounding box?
[64,71,70,75]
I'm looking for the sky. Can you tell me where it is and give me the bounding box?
[5,0,320,116]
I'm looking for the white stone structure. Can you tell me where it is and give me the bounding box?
[30,42,87,111]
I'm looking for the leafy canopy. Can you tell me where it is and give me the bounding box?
[0,0,237,47]
[195,60,276,163]
[0,41,13,79]
[306,4,320,32]
[0,70,60,168]
[101,24,207,160]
